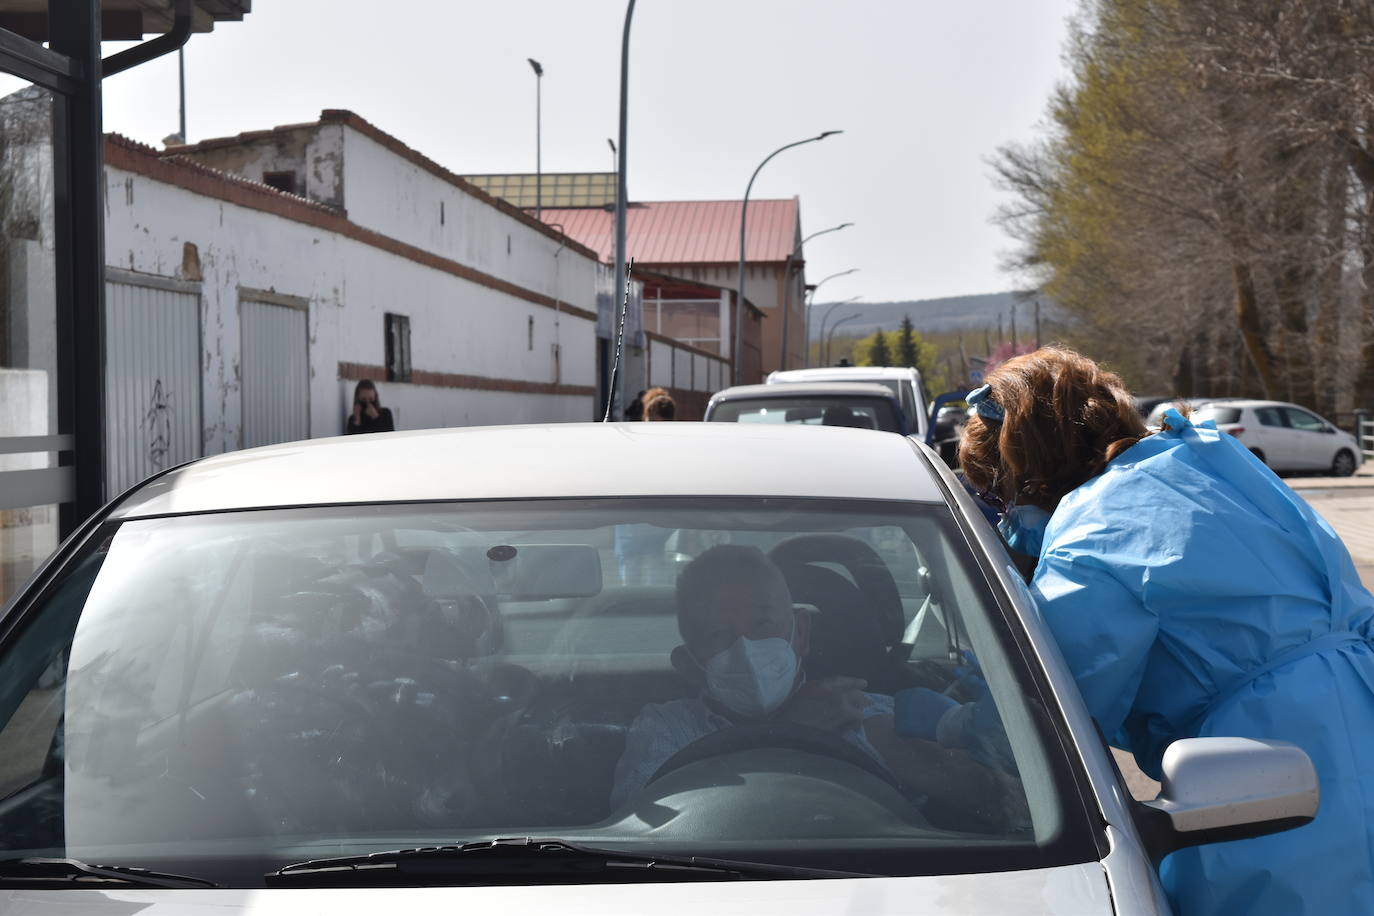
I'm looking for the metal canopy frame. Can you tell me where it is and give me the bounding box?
[0,0,203,536]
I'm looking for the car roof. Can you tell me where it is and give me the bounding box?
[768,367,919,382]
[1201,399,1305,409]
[109,423,945,519]
[710,382,900,402]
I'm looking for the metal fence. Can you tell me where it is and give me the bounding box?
[1359,411,1374,463]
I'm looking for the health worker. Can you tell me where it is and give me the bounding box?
[959,346,1374,916]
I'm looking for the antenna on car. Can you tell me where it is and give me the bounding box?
[603,258,634,422]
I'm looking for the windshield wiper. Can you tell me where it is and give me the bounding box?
[0,857,221,889]
[267,837,871,886]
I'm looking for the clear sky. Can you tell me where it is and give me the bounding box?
[95,0,1078,304]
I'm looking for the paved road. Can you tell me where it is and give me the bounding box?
[1114,469,1374,801]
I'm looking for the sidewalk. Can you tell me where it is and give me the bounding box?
[1284,467,1374,491]
[1290,470,1374,591]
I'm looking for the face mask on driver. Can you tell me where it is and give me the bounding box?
[697,618,800,718]
[998,502,1053,558]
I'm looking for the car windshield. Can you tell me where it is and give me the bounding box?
[1193,406,1242,426]
[0,497,1090,885]
[711,398,903,433]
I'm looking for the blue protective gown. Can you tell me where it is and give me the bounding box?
[1029,410,1374,916]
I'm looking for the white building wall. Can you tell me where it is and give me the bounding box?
[103,164,598,457]
[648,339,673,389]
[339,126,596,311]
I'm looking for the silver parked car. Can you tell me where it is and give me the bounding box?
[705,382,908,434]
[0,424,1315,912]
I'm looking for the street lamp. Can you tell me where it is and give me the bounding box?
[809,268,859,304]
[607,137,617,176]
[804,268,858,365]
[608,0,636,421]
[825,313,861,366]
[734,129,842,385]
[778,222,852,371]
[527,58,543,221]
[816,295,861,366]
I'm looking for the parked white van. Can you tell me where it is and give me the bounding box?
[767,366,931,440]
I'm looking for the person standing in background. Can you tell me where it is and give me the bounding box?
[643,387,675,421]
[346,379,395,435]
[624,390,647,422]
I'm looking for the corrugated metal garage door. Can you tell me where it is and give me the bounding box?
[240,297,309,449]
[104,275,202,496]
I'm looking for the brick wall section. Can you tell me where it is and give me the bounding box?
[105,134,596,323]
[339,362,595,398]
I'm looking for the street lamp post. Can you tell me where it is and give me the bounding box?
[778,222,851,372]
[825,313,861,366]
[817,295,861,366]
[527,58,543,221]
[734,130,841,385]
[804,269,858,366]
[607,137,617,176]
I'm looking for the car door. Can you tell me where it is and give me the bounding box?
[1281,406,1337,470]
[1250,406,1299,469]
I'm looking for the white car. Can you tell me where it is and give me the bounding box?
[0,424,1316,913]
[705,382,908,433]
[1183,400,1363,477]
[767,366,931,440]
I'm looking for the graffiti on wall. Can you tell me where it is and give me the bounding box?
[144,378,173,470]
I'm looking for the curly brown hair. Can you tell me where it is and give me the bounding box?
[958,347,1148,512]
[643,387,676,421]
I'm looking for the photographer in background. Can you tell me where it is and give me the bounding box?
[345,379,395,435]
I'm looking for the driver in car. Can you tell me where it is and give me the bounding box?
[610,545,1022,830]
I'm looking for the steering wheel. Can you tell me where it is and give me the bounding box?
[644,720,905,796]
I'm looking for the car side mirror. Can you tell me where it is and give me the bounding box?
[1133,737,1318,865]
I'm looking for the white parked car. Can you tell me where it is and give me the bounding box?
[1184,400,1363,477]
[0,424,1316,912]
[767,366,931,440]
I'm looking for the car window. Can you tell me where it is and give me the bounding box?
[1192,406,1242,426]
[1255,407,1287,428]
[710,397,903,433]
[0,498,1091,884]
[1282,407,1327,433]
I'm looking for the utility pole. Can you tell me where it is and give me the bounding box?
[1011,302,1018,349]
[178,47,186,143]
[610,0,635,420]
[1034,299,1042,348]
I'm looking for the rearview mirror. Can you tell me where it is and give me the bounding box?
[421,544,603,599]
[1134,737,1318,864]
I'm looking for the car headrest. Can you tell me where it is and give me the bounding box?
[768,535,905,647]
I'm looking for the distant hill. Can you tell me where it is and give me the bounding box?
[807,292,1064,341]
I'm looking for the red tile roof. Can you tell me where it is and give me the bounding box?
[541,198,799,265]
